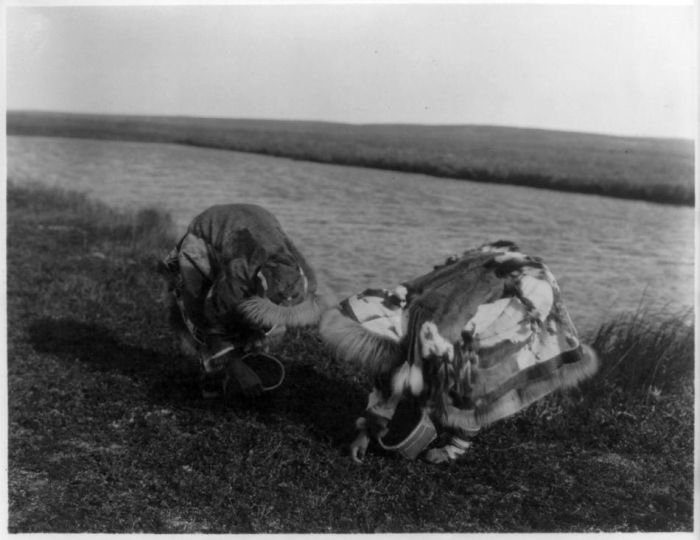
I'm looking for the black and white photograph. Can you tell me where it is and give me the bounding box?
[3,0,695,533]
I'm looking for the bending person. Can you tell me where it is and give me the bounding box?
[320,241,599,463]
[160,203,328,398]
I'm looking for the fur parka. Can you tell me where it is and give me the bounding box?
[160,204,328,366]
[320,241,599,462]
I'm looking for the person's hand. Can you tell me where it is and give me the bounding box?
[350,430,370,463]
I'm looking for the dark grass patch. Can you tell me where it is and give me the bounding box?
[7,183,694,532]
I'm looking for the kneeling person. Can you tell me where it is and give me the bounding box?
[160,204,327,398]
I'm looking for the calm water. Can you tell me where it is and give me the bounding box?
[8,136,695,334]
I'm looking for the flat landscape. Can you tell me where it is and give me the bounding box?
[7,111,694,205]
[6,3,695,534]
[7,183,694,532]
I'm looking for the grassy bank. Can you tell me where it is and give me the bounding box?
[7,184,694,532]
[8,111,694,206]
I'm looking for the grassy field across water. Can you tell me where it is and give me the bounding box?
[7,184,694,532]
[7,111,695,206]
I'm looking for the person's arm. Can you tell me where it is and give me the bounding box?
[350,388,400,463]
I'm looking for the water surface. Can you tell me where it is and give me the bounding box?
[8,136,694,334]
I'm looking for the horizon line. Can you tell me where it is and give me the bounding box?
[6,108,695,143]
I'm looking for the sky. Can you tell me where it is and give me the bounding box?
[4,1,697,139]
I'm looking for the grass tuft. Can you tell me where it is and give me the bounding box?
[587,307,694,397]
[7,181,176,256]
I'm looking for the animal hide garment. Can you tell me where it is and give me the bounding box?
[320,241,599,432]
[160,204,328,359]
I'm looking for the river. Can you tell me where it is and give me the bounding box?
[8,135,694,334]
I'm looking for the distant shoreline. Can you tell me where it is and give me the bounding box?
[7,111,694,206]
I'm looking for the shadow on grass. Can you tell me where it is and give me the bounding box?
[26,317,364,450]
[264,362,368,448]
[28,317,169,376]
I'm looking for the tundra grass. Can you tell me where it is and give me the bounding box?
[8,111,694,205]
[6,184,694,532]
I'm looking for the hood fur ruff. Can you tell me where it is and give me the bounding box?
[239,292,330,329]
[319,307,402,377]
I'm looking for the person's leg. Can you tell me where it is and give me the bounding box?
[201,336,264,398]
[423,434,474,463]
[224,355,263,397]
[423,403,481,463]
[200,354,264,399]
[200,369,227,399]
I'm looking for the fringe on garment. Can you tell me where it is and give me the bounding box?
[239,292,331,329]
[319,307,403,379]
